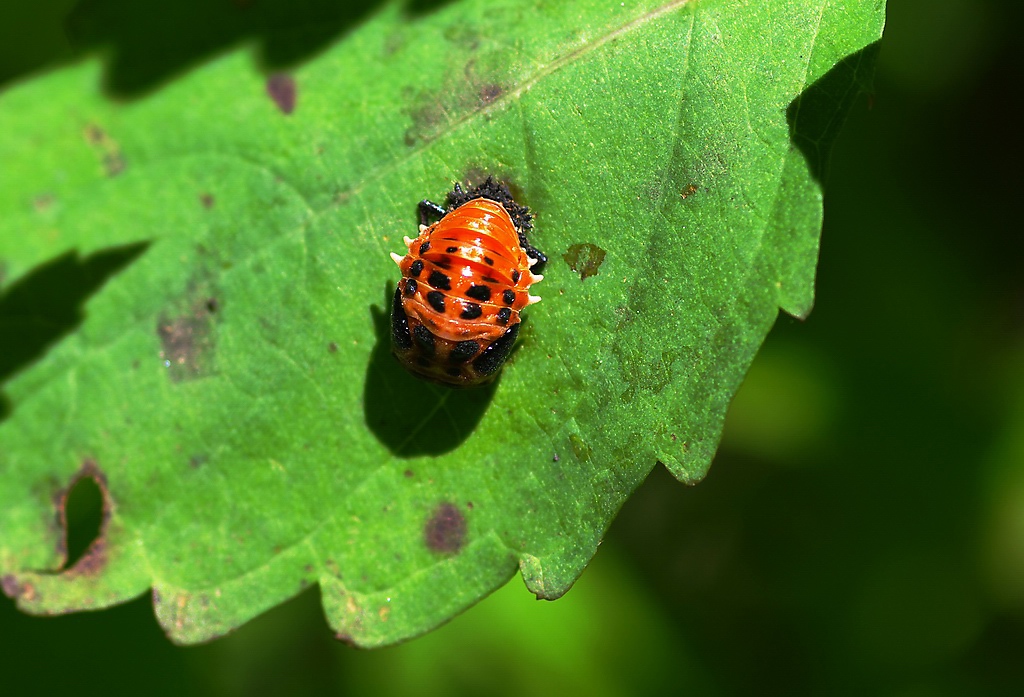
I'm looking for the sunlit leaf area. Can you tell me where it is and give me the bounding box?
[3,0,1023,694]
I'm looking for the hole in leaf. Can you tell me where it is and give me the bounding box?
[63,474,105,571]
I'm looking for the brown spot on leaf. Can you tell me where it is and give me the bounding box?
[266,74,297,115]
[562,243,607,281]
[33,194,54,212]
[5,579,38,602]
[680,183,698,199]
[157,295,218,382]
[404,99,446,146]
[2,574,22,599]
[403,469,414,478]
[424,502,466,554]
[83,124,126,177]
[403,56,505,147]
[200,193,215,209]
[84,124,104,144]
[69,538,108,576]
[328,341,338,353]
[478,83,503,105]
[569,434,592,463]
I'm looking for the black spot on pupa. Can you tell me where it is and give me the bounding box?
[562,243,607,281]
[391,288,412,350]
[466,285,491,301]
[404,278,418,297]
[482,276,499,283]
[449,339,479,364]
[496,307,511,325]
[412,324,436,356]
[511,270,521,284]
[409,259,424,277]
[445,246,458,253]
[419,240,431,255]
[460,303,482,320]
[473,323,518,376]
[266,74,297,115]
[425,502,466,554]
[428,270,451,290]
[484,256,494,266]
[502,289,515,305]
[426,290,445,313]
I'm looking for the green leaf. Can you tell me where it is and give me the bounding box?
[0,0,885,646]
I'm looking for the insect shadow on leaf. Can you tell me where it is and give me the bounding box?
[363,282,497,457]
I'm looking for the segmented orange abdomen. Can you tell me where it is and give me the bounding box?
[390,196,543,387]
[396,199,539,343]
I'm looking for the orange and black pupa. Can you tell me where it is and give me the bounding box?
[389,177,546,388]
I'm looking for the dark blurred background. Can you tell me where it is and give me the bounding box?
[3,0,1024,694]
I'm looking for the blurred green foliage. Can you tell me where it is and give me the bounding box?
[3,0,1023,694]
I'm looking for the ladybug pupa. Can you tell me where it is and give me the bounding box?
[389,178,546,388]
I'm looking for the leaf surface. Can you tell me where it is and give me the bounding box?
[0,0,884,645]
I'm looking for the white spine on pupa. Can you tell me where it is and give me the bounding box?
[527,271,543,304]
